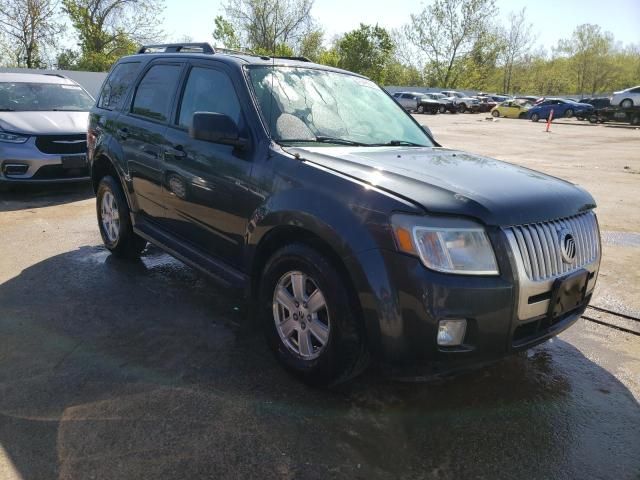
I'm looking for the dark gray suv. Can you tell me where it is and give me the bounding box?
[88,43,601,384]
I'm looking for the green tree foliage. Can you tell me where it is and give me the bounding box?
[61,0,163,71]
[556,24,615,95]
[213,15,241,49]
[335,24,394,84]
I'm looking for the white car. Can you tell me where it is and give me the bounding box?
[440,90,480,113]
[610,86,640,108]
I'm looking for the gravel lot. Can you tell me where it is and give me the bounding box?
[0,113,639,479]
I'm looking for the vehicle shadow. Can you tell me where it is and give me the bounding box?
[0,246,638,479]
[0,183,93,212]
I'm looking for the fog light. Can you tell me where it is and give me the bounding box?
[437,319,467,346]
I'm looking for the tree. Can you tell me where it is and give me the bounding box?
[403,0,497,87]
[0,0,64,68]
[335,24,394,84]
[500,8,533,94]
[62,0,164,71]
[557,24,615,95]
[299,29,323,61]
[213,15,241,49]
[220,0,314,53]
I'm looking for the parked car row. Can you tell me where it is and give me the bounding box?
[392,86,640,126]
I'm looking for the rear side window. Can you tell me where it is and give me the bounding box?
[177,67,241,129]
[98,62,141,110]
[131,64,182,122]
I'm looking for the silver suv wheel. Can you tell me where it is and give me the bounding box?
[273,270,330,360]
[100,190,120,243]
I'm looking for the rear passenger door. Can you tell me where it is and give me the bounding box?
[120,61,184,222]
[162,62,259,267]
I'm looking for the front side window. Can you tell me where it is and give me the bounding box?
[178,67,241,129]
[131,64,182,122]
[248,66,432,147]
[0,82,94,112]
[98,62,141,110]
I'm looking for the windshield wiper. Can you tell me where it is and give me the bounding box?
[279,136,369,146]
[371,140,427,147]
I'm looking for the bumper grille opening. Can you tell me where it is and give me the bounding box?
[3,164,29,176]
[35,135,87,155]
[31,164,89,180]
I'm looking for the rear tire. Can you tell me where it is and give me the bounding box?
[417,105,424,114]
[260,244,368,386]
[458,103,467,114]
[491,110,499,117]
[621,99,633,108]
[565,108,574,118]
[531,113,540,122]
[439,105,446,114]
[96,176,147,259]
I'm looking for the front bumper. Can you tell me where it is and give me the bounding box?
[349,234,598,368]
[0,137,89,185]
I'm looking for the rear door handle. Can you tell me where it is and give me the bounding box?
[165,145,186,158]
[116,128,129,140]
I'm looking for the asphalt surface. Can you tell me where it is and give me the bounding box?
[1,115,640,479]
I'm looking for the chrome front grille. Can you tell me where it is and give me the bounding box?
[506,211,600,282]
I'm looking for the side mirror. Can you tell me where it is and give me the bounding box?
[190,112,248,148]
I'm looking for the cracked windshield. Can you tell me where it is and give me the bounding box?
[248,66,433,147]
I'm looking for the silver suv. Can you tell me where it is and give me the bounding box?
[0,73,94,189]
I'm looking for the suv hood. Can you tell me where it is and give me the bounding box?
[289,146,596,227]
[0,111,89,135]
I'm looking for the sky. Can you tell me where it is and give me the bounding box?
[162,0,640,51]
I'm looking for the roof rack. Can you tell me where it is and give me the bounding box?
[271,56,311,62]
[43,73,67,79]
[137,43,215,54]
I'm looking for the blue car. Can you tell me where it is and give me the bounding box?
[527,98,593,122]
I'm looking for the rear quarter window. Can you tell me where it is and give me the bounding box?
[98,62,141,110]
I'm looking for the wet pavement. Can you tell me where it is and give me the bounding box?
[0,184,638,480]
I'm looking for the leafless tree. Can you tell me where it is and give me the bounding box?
[222,0,315,52]
[0,0,64,68]
[403,0,497,87]
[500,8,533,94]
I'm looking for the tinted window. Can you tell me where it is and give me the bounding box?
[132,64,182,122]
[98,62,141,110]
[177,67,241,129]
[630,87,640,93]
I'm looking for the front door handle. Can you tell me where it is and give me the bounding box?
[116,128,129,140]
[165,145,186,158]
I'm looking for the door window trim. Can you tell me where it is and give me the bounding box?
[169,61,246,133]
[127,60,186,126]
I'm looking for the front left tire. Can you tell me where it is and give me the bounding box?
[259,243,368,385]
[96,176,147,259]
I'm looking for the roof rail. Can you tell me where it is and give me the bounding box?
[215,47,257,56]
[137,43,215,54]
[43,73,67,79]
[271,56,311,62]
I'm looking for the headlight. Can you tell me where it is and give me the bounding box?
[0,132,29,143]
[391,214,499,275]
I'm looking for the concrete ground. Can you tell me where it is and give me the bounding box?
[1,114,639,479]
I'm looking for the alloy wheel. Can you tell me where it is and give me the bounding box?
[101,190,120,243]
[272,270,330,360]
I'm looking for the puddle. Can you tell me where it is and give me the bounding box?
[601,231,640,247]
